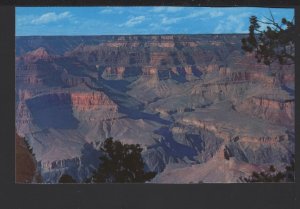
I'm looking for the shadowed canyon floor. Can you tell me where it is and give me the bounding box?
[15,35,294,183]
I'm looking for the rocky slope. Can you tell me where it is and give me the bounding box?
[15,35,295,183]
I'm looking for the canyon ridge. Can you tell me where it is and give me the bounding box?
[15,35,295,183]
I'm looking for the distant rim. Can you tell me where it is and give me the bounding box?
[15,33,248,37]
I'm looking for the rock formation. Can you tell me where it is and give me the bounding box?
[15,35,294,183]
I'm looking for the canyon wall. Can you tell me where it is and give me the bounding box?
[15,35,294,183]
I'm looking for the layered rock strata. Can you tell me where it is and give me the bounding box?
[15,35,294,183]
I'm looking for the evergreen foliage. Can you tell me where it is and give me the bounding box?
[90,138,156,183]
[241,14,295,65]
[224,146,233,160]
[23,138,34,157]
[241,156,295,182]
[58,174,76,183]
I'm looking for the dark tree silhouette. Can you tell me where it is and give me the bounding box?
[283,155,295,182]
[240,13,295,182]
[223,146,233,161]
[242,165,285,182]
[241,156,295,182]
[90,137,156,183]
[58,174,77,183]
[23,138,34,156]
[241,13,295,66]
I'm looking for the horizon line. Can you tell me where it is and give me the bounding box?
[15,33,249,37]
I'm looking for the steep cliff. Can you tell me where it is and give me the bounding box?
[236,96,294,127]
[15,35,294,183]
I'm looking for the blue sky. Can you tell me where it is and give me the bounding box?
[16,7,294,36]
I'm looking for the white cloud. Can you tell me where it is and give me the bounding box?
[214,12,250,34]
[209,11,224,18]
[16,15,35,26]
[183,10,223,19]
[100,9,113,14]
[149,23,171,33]
[31,11,72,25]
[161,17,182,25]
[186,10,207,19]
[151,7,164,13]
[99,7,124,15]
[152,7,183,13]
[160,9,222,26]
[120,16,146,27]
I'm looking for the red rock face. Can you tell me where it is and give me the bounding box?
[149,42,175,48]
[150,52,171,66]
[237,97,294,126]
[112,35,176,48]
[183,66,193,75]
[219,67,293,86]
[143,66,158,75]
[15,35,294,183]
[21,47,53,63]
[249,71,274,84]
[70,92,117,111]
[18,89,35,100]
[204,64,220,73]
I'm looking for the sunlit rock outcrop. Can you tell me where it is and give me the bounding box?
[15,34,294,183]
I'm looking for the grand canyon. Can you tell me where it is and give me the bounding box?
[15,35,295,183]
